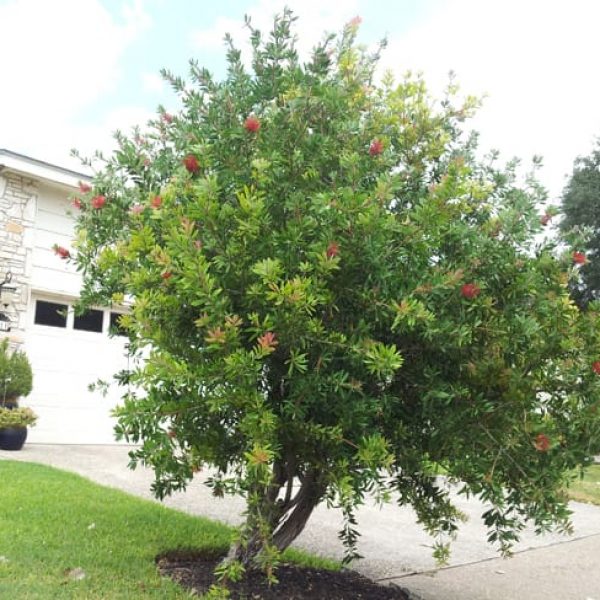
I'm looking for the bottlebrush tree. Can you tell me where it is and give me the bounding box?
[70,9,600,587]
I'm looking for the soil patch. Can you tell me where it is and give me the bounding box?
[157,549,409,599]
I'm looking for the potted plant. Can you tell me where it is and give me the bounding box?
[0,339,35,450]
[0,407,37,450]
[0,338,33,407]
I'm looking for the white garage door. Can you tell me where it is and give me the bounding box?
[24,295,131,444]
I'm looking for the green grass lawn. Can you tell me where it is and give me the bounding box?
[568,464,600,506]
[0,461,337,599]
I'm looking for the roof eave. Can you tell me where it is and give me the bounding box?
[0,149,90,189]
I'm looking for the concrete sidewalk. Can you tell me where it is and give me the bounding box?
[2,444,600,600]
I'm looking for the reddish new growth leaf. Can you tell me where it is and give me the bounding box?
[205,327,226,344]
[183,154,200,174]
[151,195,163,208]
[244,116,261,133]
[53,245,70,260]
[162,113,174,124]
[573,251,587,265]
[130,204,144,215]
[251,448,270,464]
[79,181,92,193]
[593,361,600,375]
[72,198,82,210]
[326,241,340,259]
[369,139,384,156]
[534,433,550,452]
[257,331,278,352]
[91,195,106,209]
[161,271,172,280]
[540,213,552,226]
[461,283,481,299]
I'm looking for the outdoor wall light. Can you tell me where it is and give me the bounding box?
[0,313,10,333]
[0,271,16,332]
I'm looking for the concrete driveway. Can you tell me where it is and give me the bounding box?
[2,444,600,600]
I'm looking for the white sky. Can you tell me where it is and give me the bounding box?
[379,0,600,201]
[1,0,599,202]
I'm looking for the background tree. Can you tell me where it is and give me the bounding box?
[70,11,600,589]
[560,139,600,307]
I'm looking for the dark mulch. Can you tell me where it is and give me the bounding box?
[156,549,409,599]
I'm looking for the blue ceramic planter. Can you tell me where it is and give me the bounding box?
[0,426,27,450]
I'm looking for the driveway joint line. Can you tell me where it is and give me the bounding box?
[374,531,600,581]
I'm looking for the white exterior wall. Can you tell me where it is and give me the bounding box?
[31,182,81,297]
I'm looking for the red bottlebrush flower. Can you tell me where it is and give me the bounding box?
[79,181,92,193]
[593,361,600,375]
[161,271,172,280]
[461,283,481,299]
[369,139,384,156]
[183,154,200,174]
[573,251,587,265]
[257,331,278,352]
[534,433,550,452]
[91,195,106,209]
[72,198,82,210]
[326,241,340,259]
[53,245,70,260]
[540,213,552,226]
[151,195,162,209]
[244,116,261,133]
[130,203,144,215]
[162,112,173,124]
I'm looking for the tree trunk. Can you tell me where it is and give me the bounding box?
[271,472,324,552]
[224,468,325,570]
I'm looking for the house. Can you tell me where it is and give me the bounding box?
[0,149,129,444]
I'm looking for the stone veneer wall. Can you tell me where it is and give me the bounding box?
[0,171,37,348]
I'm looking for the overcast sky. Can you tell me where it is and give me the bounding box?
[1,0,599,202]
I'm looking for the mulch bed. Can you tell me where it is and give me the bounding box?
[156,549,409,599]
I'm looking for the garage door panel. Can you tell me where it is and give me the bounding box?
[30,354,128,377]
[27,405,120,445]
[30,366,119,381]
[27,346,128,378]
[23,380,122,408]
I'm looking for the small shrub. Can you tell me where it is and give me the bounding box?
[0,338,33,403]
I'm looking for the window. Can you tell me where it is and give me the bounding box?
[73,309,104,333]
[34,301,68,328]
[109,312,127,337]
